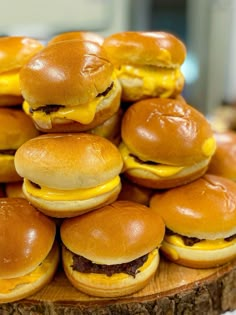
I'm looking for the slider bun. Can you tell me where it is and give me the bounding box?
[15,133,123,190]
[0,198,56,279]
[48,31,104,45]
[5,181,25,198]
[0,108,39,150]
[61,200,165,265]
[0,36,44,73]
[121,98,215,166]
[20,40,114,107]
[0,95,23,106]
[207,130,236,180]
[150,174,236,240]
[0,242,59,304]
[62,245,159,297]
[103,31,186,67]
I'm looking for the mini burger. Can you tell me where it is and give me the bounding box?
[207,130,236,180]
[14,133,123,218]
[103,31,186,102]
[119,98,216,189]
[150,174,236,268]
[0,198,59,303]
[0,108,39,183]
[20,39,121,132]
[0,36,44,106]
[60,200,165,297]
[47,31,104,45]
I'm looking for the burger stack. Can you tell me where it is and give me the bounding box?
[0,30,235,305]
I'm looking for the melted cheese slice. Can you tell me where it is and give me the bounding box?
[0,244,57,294]
[116,65,184,98]
[0,70,21,95]
[24,176,120,201]
[23,97,101,129]
[119,143,184,177]
[165,234,236,250]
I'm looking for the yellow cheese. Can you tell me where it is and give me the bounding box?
[165,234,236,250]
[119,143,184,177]
[78,249,158,281]
[0,70,21,95]
[24,176,120,201]
[116,65,184,98]
[23,97,101,129]
[0,246,55,294]
[201,137,216,157]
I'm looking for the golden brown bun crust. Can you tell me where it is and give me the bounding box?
[62,245,159,297]
[150,174,236,239]
[20,40,114,107]
[61,200,165,265]
[0,108,39,149]
[0,36,44,73]
[0,95,24,106]
[5,181,25,198]
[207,131,236,180]
[103,31,186,67]
[15,133,123,189]
[48,31,104,45]
[121,98,215,165]
[118,176,154,205]
[0,242,59,303]
[0,198,56,278]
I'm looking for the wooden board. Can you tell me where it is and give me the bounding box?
[1,256,236,314]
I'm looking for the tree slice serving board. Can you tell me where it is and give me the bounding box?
[1,256,236,315]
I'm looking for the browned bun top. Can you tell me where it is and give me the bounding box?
[14,133,123,189]
[150,174,236,239]
[48,31,104,45]
[61,200,165,264]
[0,198,56,278]
[207,130,236,179]
[0,108,39,150]
[121,98,216,165]
[20,40,114,107]
[103,31,186,67]
[0,36,44,73]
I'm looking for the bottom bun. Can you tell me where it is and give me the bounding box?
[62,245,159,297]
[161,239,236,269]
[5,181,25,198]
[0,95,24,106]
[22,182,121,218]
[0,156,22,182]
[0,242,59,304]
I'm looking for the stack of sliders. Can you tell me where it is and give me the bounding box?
[0,198,59,303]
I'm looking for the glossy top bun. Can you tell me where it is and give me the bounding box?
[121,98,215,165]
[48,31,104,45]
[61,200,165,265]
[207,131,236,180]
[20,40,114,107]
[0,36,44,73]
[150,174,236,240]
[14,133,123,189]
[0,108,39,149]
[103,31,186,67]
[0,198,56,278]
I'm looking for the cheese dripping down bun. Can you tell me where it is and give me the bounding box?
[150,174,236,268]
[20,39,121,132]
[119,98,216,189]
[14,133,123,218]
[0,36,44,106]
[103,31,186,101]
[60,200,165,297]
[0,198,59,303]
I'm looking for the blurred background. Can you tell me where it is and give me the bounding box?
[1,0,235,121]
